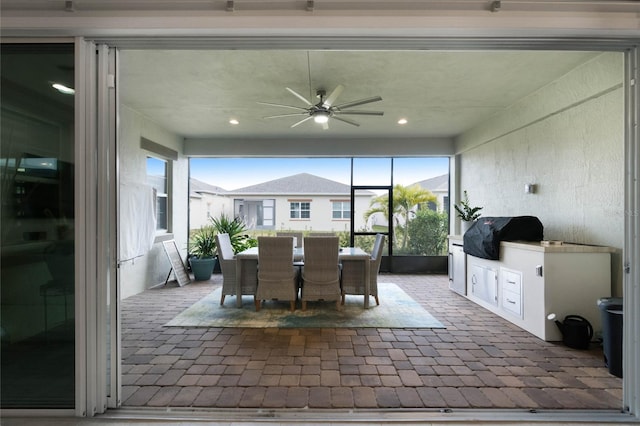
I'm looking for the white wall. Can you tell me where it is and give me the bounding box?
[118,104,189,299]
[189,193,230,230]
[455,52,625,295]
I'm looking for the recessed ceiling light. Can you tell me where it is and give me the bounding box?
[229,119,239,125]
[52,83,75,95]
[398,118,408,125]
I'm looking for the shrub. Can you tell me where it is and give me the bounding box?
[407,210,449,256]
[209,214,257,254]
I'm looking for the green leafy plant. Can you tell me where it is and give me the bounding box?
[210,214,257,253]
[364,184,437,251]
[407,210,449,255]
[189,225,217,258]
[454,190,483,221]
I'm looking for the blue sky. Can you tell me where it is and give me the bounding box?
[190,157,449,191]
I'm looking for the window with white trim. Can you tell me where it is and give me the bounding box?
[290,201,310,219]
[332,200,351,219]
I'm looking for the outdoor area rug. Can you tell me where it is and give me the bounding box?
[165,282,445,329]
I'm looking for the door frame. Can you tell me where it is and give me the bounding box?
[99,38,640,419]
[103,38,640,419]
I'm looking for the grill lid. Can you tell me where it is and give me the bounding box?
[463,216,544,260]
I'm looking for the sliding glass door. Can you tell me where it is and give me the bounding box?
[1,43,76,408]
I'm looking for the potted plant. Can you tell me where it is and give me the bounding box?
[210,214,257,254]
[188,225,217,280]
[454,190,483,234]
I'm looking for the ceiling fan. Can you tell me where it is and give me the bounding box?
[258,84,383,130]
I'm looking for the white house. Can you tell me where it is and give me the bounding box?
[223,173,374,233]
[189,178,228,230]
[414,173,450,215]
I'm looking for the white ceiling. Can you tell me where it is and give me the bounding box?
[118,49,600,141]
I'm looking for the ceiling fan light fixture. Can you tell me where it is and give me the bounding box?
[261,85,382,128]
[313,111,330,124]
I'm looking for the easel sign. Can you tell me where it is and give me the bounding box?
[162,240,191,287]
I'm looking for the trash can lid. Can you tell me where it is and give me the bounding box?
[597,297,623,308]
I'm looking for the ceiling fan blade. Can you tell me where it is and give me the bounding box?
[291,115,314,128]
[333,110,384,116]
[322,84,344,108]
[334,95,382,110]
[264,112,309,119]
[257,101,308,111]
[286,87,313,106]
[331,115,360,127]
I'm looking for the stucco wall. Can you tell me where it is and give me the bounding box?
[455,52,625,296]
[190,193,230,230]
[119,104,189,299]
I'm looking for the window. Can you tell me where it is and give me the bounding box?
[332,200,351,219]
[146,156,169,232]
[290,201,310,219]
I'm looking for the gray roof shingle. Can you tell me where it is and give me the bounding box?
[229,173,358,195]
[413,173,449,192]
[190,178,227,197]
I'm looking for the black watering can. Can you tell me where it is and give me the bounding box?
[548,314,593,350]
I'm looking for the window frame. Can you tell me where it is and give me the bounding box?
[289,200,311,220]
[331,199,351,220]
[142,137,177,237]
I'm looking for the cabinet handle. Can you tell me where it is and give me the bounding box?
[506,298,516,304]
[507,280,516,285]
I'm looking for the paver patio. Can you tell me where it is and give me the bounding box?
[121,273,622,411]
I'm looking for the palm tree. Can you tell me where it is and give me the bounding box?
[364,184,437,250]
[394,184,437,249]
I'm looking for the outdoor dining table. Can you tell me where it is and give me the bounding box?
[235,245,372,308]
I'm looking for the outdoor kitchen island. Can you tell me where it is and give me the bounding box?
[449,235,615,342]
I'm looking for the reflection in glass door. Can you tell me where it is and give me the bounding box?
[0,43,76,408]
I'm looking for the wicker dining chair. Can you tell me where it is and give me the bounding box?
[255,236,299,312]
[340,233,385,306]
[215,232,257,306]
[300,236,342,311]
[276,231,303,248]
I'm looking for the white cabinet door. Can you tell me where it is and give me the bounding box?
[449,243,466,295]
[470,264,498,306]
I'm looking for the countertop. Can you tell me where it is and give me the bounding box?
[448,235,616,253]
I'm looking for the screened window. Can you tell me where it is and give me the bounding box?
[332,200,351,219]
[290,201,310,219]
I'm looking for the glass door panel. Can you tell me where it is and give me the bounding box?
[351,187,391,263]
[392,158,450,256]
[1,43,75,408]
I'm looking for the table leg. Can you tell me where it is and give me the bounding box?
[364,258,371,309]
[235,258,243,308]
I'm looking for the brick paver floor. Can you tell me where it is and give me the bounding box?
[121,273,622,410]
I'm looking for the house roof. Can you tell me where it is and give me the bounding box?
[413,174,449,193]
[228,173,372,196]
[189,178,227,198]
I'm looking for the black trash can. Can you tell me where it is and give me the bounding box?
[597,297,623,378]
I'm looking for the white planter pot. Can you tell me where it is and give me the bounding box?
[461,220,473,235]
